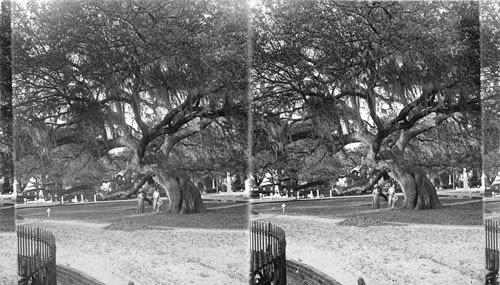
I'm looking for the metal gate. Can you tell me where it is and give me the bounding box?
[250,221,286,285]
[17,226,57,285]
[486,219,499,284]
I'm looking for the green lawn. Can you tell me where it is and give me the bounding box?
[252,196,483,226]
[106,205,249,230]
[14,195,484,231]
[16,200,249,230]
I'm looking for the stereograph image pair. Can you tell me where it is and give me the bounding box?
[0,0,498,284]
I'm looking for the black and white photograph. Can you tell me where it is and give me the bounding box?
[249,1,484,284]
[11,0,249,284]
[0,0,498,284]
[482,1,500,285]
[0,0,16,283]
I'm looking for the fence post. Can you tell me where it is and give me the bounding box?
[281,230,287,285]
[18,256,28,285]
[486,219,499,284]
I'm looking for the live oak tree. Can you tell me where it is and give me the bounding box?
[14,104,248,198]
[401,116,481,186]
[14,0,248,213]
[481,2,500,183]
[0,0,12,193]
[252,1,480,209]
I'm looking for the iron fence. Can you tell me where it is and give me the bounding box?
[250,221,286,285]
[486,219,499,285]
[17,226,57,285]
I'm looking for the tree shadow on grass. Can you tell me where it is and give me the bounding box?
[338,200,483,226]
[252,197,482,226]
[105,204,249,231]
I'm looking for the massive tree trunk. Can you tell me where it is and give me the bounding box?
[389,163,441,210]
[102,145,206,214]
[101,167,205,213]
[151,167,206,214]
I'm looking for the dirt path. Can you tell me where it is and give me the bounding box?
[253,214,483,285]
[19,220,248,285]
[252,213,346,224]
[0,232,17,284]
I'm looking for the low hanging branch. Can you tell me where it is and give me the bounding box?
[125,174,155,198]
[341,170,389,195]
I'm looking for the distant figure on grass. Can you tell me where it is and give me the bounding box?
[391,192,398,208]
[387,183,396,208]
[156,198,163,212]
[372,188,380,209]
[152,188,160,212]
[136,190,145,214]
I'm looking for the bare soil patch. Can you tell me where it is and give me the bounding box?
[0,232,16,284]
[15,201,249,284]
[252,197,483,285]
[255,214,483,285]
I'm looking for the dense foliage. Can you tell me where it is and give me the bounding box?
[251,1,481,208]
[0,1,12,193]
[481,2,500,181]
[13,0,248,208]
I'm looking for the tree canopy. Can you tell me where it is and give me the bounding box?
[0,0,12,193]
[251,1,481,209]
[481,1,500,181]
[11,0,486,211]
[13,0,249,213]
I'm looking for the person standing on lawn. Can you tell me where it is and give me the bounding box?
[387,182,396,208]
[136,190,145,214]
[391,191,398,208]
[153,188,160,212]
[371,187,380,209]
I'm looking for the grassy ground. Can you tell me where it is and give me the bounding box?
[484,199,500,214]
[252,196,483,225]
[0,206,15,232]
[16,200,249,230]
[107,205,249,230]
[14,195,483,230]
